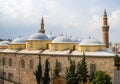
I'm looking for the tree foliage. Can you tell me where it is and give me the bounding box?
[65,57,78,84]
[114,55,120,70]
[34,56,42,84]
[53,60,61,78]
[42,59,50,84]
[78,52,89,83]
[92,70,112,84]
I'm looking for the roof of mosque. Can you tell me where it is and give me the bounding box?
[28,33,49,40]
[0,41,11,46]
[11,38,26,44]
[79,38,104,46]
[52,36,73,43]
[47,34,56,40]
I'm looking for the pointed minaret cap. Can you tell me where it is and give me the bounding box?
[103,9,107,18]
[39,17,45,34]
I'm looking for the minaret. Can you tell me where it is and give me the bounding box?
[102,9,109,48]
[39,17,45,34]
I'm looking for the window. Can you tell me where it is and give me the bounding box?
[90,64,96,80]
[55,44,58,50]
[0,72,6,78]
[18,45,21,50]
[2,58,5,65]
[30,42,33,48]
[98,47,102,51]
[29,60,33,69]
[8,73,13,81]
[10,45,13,49]
[86,47,90,52]
[21,59,25,68]
[9,58,12,66]
[40,42,43,49]
[66,44,70,50]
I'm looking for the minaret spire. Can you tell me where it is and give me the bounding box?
[102,9,109,48]
[39,17,45,34]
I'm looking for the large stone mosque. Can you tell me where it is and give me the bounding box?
[0,10,115,84]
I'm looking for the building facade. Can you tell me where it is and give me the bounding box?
[0,10,115,84]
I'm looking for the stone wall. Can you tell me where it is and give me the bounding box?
[0,53,114,84]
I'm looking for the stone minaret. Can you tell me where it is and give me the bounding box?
[39,17,45,34]
[102,10,109,48]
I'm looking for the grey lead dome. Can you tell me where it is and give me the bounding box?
[11,38,26,44]
[79,38,104,45]
[28,33,49,40]
[0,41,11,45]
[52,36,73,43]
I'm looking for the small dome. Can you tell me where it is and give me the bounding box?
[79,38,104,45]
[0,41,11,46]
[72,38,81,43]
[47,34,56,40]
[52,36,73,43]
[11,38,26,44]
[29,33,49,40]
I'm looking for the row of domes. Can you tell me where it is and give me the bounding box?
[0,33,104,46]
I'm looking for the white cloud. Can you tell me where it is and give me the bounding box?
[88,15,101,31]
[109,10,120,29]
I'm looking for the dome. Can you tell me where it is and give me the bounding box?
[72,38,81,43]
[28,33,49,40]
[52,36,73,43]
[79,38,104,45]
[47,34,56,40]
[11,38,26,44]
[0,41,11,46]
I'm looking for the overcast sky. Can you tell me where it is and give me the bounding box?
[0,0,120,42]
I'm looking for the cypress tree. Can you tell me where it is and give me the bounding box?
[42,59,50,84]
[79,52,89,84]
[53,60,61,78]
[65,58,78,84]
[34,56,42,84]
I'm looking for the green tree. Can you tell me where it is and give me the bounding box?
[92,70,112,84]
[34,56,42,84]
[53,60,61,78]
[114,55,120,70]
[78,52,89,84]
[65,57,78,84]
[77,61,82,83]
[42,59,50,84]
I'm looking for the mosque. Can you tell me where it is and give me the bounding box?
[0,10,115,84]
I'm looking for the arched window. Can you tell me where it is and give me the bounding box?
[90,64,96,80]
[98,47,102,51]
[86,47,90,52]
[8,73,13,81]
[21,59,25,68]
[9,58,12,66]
[18,45,21,50]
[2,58,5,65]
[40,42,43,49]
[55,44,58,50]
[29,60,33,69]
[30,42,33,48]
[66,44,70,50]
[10,45,13,49]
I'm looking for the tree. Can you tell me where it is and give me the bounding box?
[92,70,112,84]
[77,61,82,83]
[78,52,89,84]
[42,59,50,84]
[65,57,78,84]
[34,56,42,84]
[53,60,61,78]
[114,55,120,70]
